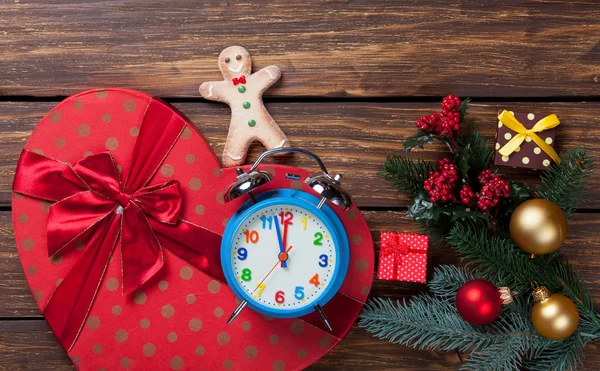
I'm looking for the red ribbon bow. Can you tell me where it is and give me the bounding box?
[380,232,423,280]
[13,98,224,351]
[232,75,246,85]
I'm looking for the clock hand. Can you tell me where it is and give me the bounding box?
[228,245,293,326]
[282,217,289,258]
[253,245,293,293]
[274,216,287,268]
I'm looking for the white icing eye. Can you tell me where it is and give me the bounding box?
[224,57,230,63]
[236,55,242,61]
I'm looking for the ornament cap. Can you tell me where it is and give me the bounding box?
[499,287,513,305]
[532,286,551,302]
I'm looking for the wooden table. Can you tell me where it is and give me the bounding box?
[1,1,599,370]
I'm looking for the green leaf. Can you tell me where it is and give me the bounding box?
[406,191,436,220]
[403,130,435,151]
[449,206,486,222]
[403,130,450,152]
[508,181,531,204]
[407,191,486,224]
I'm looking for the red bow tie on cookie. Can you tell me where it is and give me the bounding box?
[232,75,246,85]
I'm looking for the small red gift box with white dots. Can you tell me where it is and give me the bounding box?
[377,232,428,283]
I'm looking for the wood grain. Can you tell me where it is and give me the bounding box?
[2,1,600,369]
[1,209,600,369]
[2,101,600,208]
[1,0,599,98]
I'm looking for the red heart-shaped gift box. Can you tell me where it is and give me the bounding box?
[12,89,374,370]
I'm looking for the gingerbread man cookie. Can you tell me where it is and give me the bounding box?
[199,46,290,167]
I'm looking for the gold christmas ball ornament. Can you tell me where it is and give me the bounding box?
[509,199,568,255]
[531,286,579,340]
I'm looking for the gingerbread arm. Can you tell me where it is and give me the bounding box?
[199,81,229,103]
[257,65,281,89]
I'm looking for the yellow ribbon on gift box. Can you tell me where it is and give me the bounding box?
[498,110,561,164]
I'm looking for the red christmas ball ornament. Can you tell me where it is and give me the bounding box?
[456,279,511,325]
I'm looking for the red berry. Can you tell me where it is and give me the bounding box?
[474,170,510,212]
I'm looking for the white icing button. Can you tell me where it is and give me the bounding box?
[498,121,503,128]
[515,146,520,153]
[533,147,541,155]
[527,113,535,120]
[502,156,509,162]
[495,143,500,150]
[525,136,532,142]
[509,111,514,115]
[543,159,550,167]
[522,157,530,165]
[545,137,553,144]
[115,205,124,214]
[504,133,512,140]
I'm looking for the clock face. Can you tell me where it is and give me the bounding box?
[226,202,339,313]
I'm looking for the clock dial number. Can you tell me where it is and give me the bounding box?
[294,286,305,300]
[260,215,273,230]
[318,254,328,267]
[314,232,324,246]
[241,268,252,282]
[237,247,248,260]
[309,273,320,287]
[275,291,285,304]
[278,211,293,225]
[243,230,259,243]
[256,283,266,297]
[231,203,338,312]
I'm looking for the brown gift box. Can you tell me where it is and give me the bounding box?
[494,111,557,170]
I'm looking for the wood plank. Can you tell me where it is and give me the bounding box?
[2,101,600,208]
[0,321,72,371]
[1,0,599,98]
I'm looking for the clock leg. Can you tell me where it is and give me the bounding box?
[227,300,248,324]
[314,304,333,332]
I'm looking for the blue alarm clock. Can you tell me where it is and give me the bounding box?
[221,148,352,331]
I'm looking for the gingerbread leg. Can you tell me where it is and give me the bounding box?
[222,125,253,167]
[257,117,290,152]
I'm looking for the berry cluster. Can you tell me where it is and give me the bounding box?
[459,170,510,212]
[415,95,462,136]
[424,158,459,202]
[476,170,510,212]
[459,185,476,205]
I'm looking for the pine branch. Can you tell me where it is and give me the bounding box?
[428,265,477,300]
[536,147,594,215]
[523,333,587,371]
[360,295,553,371]
[380,155,435,199]
[359,296,519,353]
[445,223,535,292]
[545,258,600,331]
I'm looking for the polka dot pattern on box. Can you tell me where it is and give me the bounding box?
[12,89,374,371]
[377,232,428,283]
